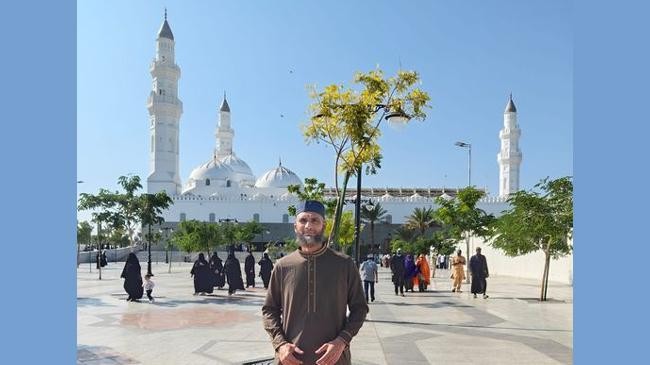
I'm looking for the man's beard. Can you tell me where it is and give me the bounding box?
[296,232,324,248]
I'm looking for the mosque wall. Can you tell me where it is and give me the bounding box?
[467,235,573,285]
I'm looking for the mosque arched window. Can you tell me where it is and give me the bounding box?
[226,180,232,188]
[205,179,210,186]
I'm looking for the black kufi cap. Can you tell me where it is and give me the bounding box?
[296,200,325,218]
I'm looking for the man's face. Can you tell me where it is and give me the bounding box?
[294,211,325,248]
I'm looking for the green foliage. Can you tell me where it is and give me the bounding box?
[393,225,417,243]
[78,175,174,249]
[434,187,495,243]
[430,229,458,256]
[491,177,573,258]
[301,68,431,245]
[77,221,93,246]
[405,207,436,237]
[237,221,264,250]
[490,176,573,301]
[287,177,337,217]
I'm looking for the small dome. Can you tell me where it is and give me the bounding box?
[381,193,392,199]
[255,162,302,188]
[188,158,234,181]
[439,192,454,201]
[219,154,255,185]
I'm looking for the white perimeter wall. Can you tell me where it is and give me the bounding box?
[467,236,573,285]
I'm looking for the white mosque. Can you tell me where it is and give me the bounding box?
[146,15,520,227]
[142,14,573,284]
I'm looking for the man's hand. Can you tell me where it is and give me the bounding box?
[315,337,346,365]
[277,343,304,365]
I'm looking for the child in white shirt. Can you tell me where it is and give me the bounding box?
[143,274,155,302]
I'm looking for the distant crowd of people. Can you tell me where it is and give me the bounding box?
[119,249,275,302]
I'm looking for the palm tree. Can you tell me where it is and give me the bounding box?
[361,202,387,253]
[405,207,436,237]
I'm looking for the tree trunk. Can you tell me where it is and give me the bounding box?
[540,237,552,301]
[540,254,548,301]
[542,250,551,301]
[330,171,351,246]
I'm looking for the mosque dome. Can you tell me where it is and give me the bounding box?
[218,154,256,186]
[255,161,303,188]
[188,158,235,182]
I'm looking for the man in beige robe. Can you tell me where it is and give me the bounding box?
[451,249,466,292]
[262,200,369,365]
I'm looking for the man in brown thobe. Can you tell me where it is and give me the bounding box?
[262,200,369,365]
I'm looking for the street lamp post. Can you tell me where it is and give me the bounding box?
[146,224,153,277]
[455,141,472,283]
[161,227,172,263]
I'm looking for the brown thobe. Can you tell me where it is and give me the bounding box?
[262,244,369,365]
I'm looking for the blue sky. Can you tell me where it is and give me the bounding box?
[77,0,572,214]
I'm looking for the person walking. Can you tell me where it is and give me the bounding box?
[190,253,214,295]
[120,253,144,301]
[390,249,406,296]
[258,252,274,289]
[451,249,466,293]
[143,274,155,302]
[469,247,490,299]
[209,251,226,289]
[414,253,431,292]
[262,200,368,365]
[245,250,256,288]
[359,254,379,303]
[404,254,418,293]
[224,251,245,295]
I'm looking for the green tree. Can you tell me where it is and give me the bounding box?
[361,202,387,251]
[490,176,573,301]
[434,187,495,282]
[115,175,144,246]
[138,192,173,275]
[171,220,200,254]
[302,69,430,245]
[405,207,436,237]
[236,221,264,251]
[324,210,357,253]
[77,221,92,267]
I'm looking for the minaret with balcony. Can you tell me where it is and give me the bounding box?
[147,10,183,194]
[497,94,522,197]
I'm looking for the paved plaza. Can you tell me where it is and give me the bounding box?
[78,260,573,365]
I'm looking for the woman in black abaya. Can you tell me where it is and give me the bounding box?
[190,253,214,295]
[120,253,144,301]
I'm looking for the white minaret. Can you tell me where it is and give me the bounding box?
[147,10,183,195]
[215,93,235,158]
[497,94,522,197]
